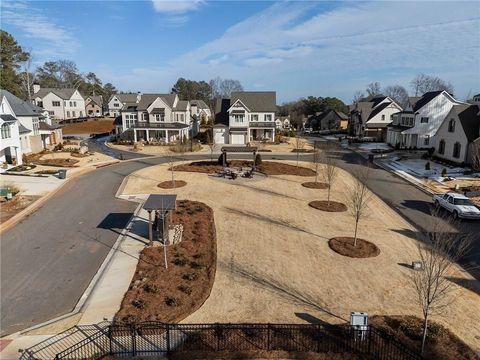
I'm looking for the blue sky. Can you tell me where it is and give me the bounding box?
[1,1,479,103]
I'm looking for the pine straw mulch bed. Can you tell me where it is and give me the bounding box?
[115,200,216,324]
[328,237,380,258]
[157,180,187,189]
[0,195,41,224]
[302,182,329,189]
[172,160,316,176]
[104,352,361,360]
[370,315,477,360]
[36,158,79,167]
[308,200,347,212]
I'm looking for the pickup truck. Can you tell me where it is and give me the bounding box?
[432,192,480,220]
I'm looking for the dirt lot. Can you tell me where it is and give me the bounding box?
[62,119,114,135]
[33,151,114,169]
[0,195,40,224]
[116,200,216,323]
[120,160,480,349]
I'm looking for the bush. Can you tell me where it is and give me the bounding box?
[178,285,192,295]
[425,162,431,170]
[190,261,205,269]
[131,299,146,309]
[398,316,446,343]
[441,168,448,177]
[255,153,263,166]
[182,272,198,281]
[165,296,180,307]
[143,283,160,293]
[173,258,188,266]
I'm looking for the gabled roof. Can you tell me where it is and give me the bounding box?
[109,93,139,103]
[18,124,31,134]
[174,100,189,111]
[0,89,44,117]
[214,97,231,126]
[190,100,209,109]
[35,88,82,100]
[369,96,388,108]
[230,91,276,112]
[455,105,480,141]
[86,95,103,107]
[39,121,60,131]
[413,91,444,112]
[137,93,177,110]
[367,102,391,120]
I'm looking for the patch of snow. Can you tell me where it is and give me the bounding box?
[358,142,391,151]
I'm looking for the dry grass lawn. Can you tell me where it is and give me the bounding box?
[121,160,480,349]
[38,151,114,168]
[252,137,313,153]
[62,119,114,135]
[108,142,208,155]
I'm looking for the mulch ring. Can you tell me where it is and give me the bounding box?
[308,200,346,212]
[172,161,316,177]
[328,237,380,258]
[302,182,329,189]
[157,180,187,189]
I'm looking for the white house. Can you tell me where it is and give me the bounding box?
[117,93,197,143]
[433,104,480,165]
[213,91,276,145]
[0,94,23,167]
[348,96,402,140]
[1,89,63,154]
[33,84,86,122]
[397,91,466,149]
[107,93,139,118]
[275,116,291,130]
[190,100,212,124]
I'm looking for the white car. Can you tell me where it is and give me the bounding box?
[432,192,480,220]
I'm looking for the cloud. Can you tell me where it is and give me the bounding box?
[0,0,79,57]
[112,1,480,102]
[151,0,205,14]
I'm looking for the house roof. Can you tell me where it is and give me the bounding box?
[214,97,230,126]
[109,93,139,104]
[35,88,81,100]
[0,114,17,122]
[18,124,31,133]
[0,89,44,116]
[191,100,209,109]
[38,121,58,131]
[412,91,444,112]
[174,100,189,111]
[87,95,103,107]
[230,91,276,112]
[369,96,388,108]
[367,102,391,121]
[137,93,177,110]
[456,104,480,142]
[143,194,177,213]
[408,97,421,108]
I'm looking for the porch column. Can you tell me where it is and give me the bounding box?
[272,128,275,142]
[15,147,22,165]
[133,129,137,143]
[146,129,150,142]
[165,130,169,143]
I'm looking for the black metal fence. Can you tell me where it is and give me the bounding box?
[54,322,421,360]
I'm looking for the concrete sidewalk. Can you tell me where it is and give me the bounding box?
[0,201,149,360]
[0,174,63,196]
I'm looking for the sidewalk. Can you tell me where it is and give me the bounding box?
[0,199,148,360]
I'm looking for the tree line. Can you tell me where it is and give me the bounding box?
[1,30,118,105]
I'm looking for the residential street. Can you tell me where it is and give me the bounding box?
[1,141,478,337]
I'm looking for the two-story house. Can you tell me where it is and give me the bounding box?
[213,91,276,145]
[117,93,197,143]
[107,93,139,118]
[33,84,86,122]
[1,89,63,154]
[0,93,23,167]
[348,96,402,140]
[85,95,103,117]
[190,100,212,124]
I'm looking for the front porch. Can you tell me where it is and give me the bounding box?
[131,123,190,143]
[249,128,275,142]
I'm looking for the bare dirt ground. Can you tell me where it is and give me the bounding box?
[62,119,114,135]
[35,151,114,169]
[120,160,480,349]
[0,195,40,224]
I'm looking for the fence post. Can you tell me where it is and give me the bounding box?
[216,323,220,351]
[108,325,113,355]
[367,327,372,355]
[267,323,270,351]
[131,324,136,357]
[317,324,321,353]
[166,324,170,354]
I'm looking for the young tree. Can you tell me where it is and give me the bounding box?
[294,136,305,167]
[321,144,340,206]
[346,166,372,246]
[410,73,454,96]
[166,147,178,188]
[313,146,321,184]
[411,212,471,354]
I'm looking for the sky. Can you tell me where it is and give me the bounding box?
[1,0,479,104]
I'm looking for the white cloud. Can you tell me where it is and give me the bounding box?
[113,1,480,102]
[151,0,205,14]
[0,0,79,57]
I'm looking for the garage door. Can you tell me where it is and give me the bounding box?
[231,133,245,145]
[214,131,225,144]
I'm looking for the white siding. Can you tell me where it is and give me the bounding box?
[434,109,468,163]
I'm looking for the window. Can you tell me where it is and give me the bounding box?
[251,114,258,121]
[381,114,385,121]
[32,118,39,135]
[64,101,67,106]
[114,103,119,107]
[447,196,454,204]
[265,114,272,121]
[424,136,430,145]
[420,117,429,123]
[48,111,54,116]
[52,101,60,107]
[80,111,83,117]
[390,114,393,120]
[155,114,165,122]
[67,111,70,117]
[233,115,244,123]
[143,112,149,121]
[438,139,445,154]
[448,119,455,132]
[176,114,184,122]
[1,123,10,139]
[453,142,461,158]
[38,101,43,107]
[72,111,76,117]
[73,101,77,107]
[69,101,73,107]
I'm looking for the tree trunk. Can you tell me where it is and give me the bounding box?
[315,164,318,183]
[171,168,175,188]
[353,219,359,246]
[421,313,429,355]
[327,186,331,206]
[296,151,299,167]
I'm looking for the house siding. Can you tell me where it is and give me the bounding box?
[434,110,469,163]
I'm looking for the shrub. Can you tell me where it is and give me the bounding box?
[255,154,263,166]
[173,258,188,266]
[425,162,431,170]
[131,299,146,309]
[143,283,160,293]
[190,261,205,269]
[398,316,445,343]
[165,296,180,307]
[441,168,448,177]
[178,285,192,295]
[182,273,198,281]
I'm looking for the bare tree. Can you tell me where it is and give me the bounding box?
[20,52,35,100]
[206,130,215,162]
[321,145,340,206]
[294,136,305,167]
[313,147,321,184]
[352,90,366,104]
[384,85,409,108]
[410,212,471,354]
[165,146,178,188]
[366,82,382,97]
[410,73,454,96]
[470,141,480,172]
[346,166,372,246]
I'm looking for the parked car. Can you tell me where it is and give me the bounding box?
[432,192,480,219]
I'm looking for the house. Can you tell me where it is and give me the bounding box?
[0,89,63,154]
[85,95,103,117]
[190,100,212,124]
[33,84,86,122]
[275,116,291,130]
[107,93,139,118]
[1,93,23,167]
[312,110,348,131]
[348,96,402,140]
[433,103,480,165]
[213,91,276,145]
[387,91,466,149]
[117,93,198,143]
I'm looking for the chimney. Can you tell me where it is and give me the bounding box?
[137,92,142,103]
[33,83,40,94]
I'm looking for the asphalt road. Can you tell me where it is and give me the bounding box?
[1,139,478,336]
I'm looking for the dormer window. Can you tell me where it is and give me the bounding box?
[420,117,429,123]
[448,119,455,132]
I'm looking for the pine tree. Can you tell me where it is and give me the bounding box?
[0,31,30,97]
